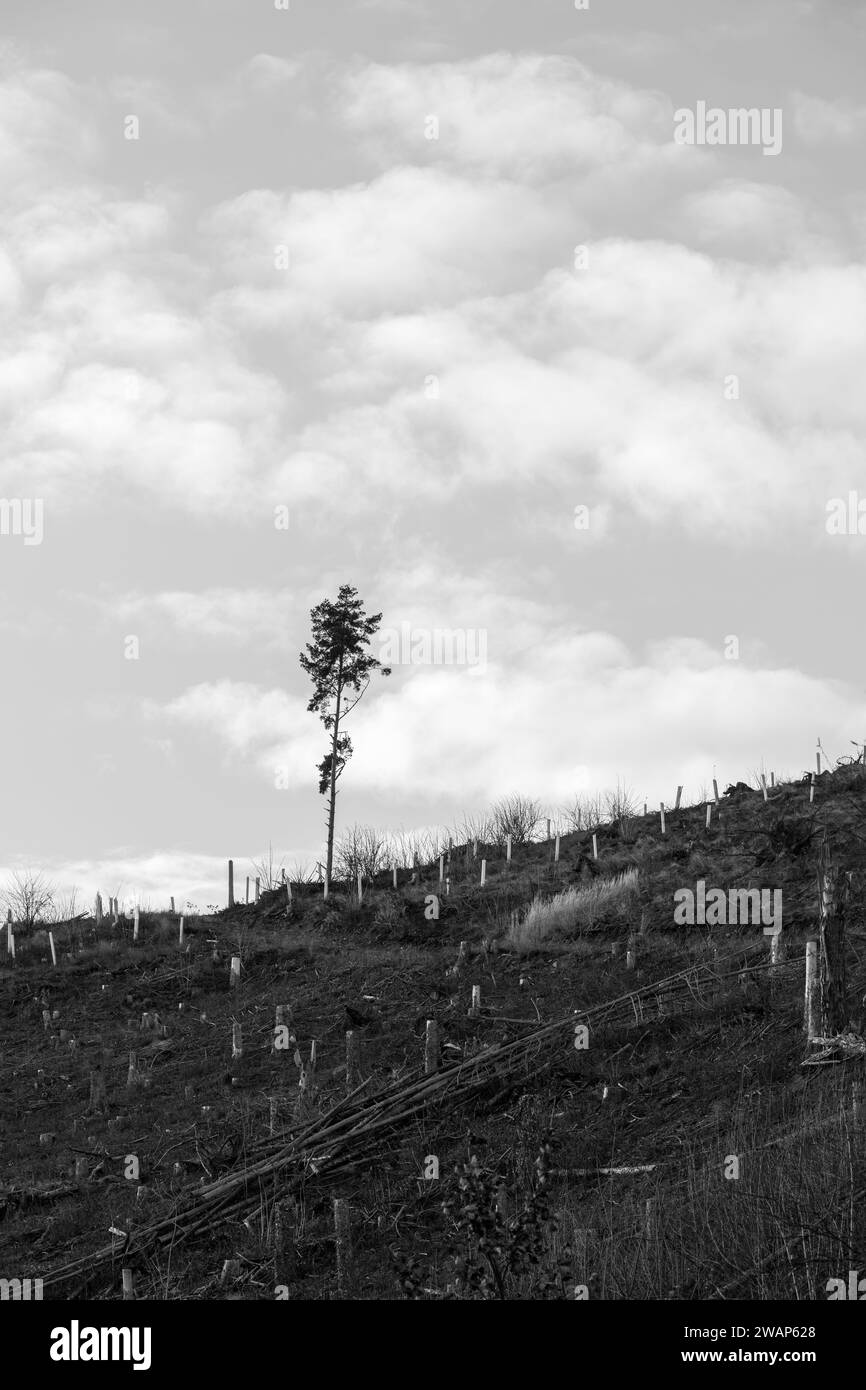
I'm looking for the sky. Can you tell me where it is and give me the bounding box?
[1,0,865,911]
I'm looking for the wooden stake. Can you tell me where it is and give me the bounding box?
[659,803,666,835]
[770,771,775,787]
[170,896,175,914]
[230,955,241,988]
[357,870,363,904]
[592,833,598,859]
[818,840,848,1036]
[122,1268,135,1300]
[232,1021,243,1059]
[245,876,250,905]
[554,833,560,863]
[392,865,397,889]
[439,853,444,882]
[346,1031,361,1092]
[133,905,139,942]
[804,940,818,1043]
[333,1198,352,1294]
[546,818,551,840]
[506,835,512,862]
[705,804,712,830]
[424,1019,439,1074]
[88,1063,106,1112]
[48,931,56,967]
[674,786,682,811]
[469,984,481,1017]
[228,859,234,908]
[480,859,486,886]
[255,877,261,903]
[761,775,768,802]
[712,779,720,806]
[178,916,184,946]
[810,772,816,804]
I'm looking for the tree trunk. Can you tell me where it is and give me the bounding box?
[325,652,344,885]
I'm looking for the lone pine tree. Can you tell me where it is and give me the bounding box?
[299,585,390,888]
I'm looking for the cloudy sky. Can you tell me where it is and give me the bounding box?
[1,0,865,910]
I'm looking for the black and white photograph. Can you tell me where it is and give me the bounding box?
[1,0,864,1365]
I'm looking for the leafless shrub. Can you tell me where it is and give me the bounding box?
[251,842,286,892]
[489,794,543,846]
[334,824,390,882]
[604,779,639,823]
[2,869,56,928]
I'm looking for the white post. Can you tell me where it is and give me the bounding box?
[122,1268,135,1301]
[230,955,241,988]
[357,870,363,903]
[480,859,487,886]
[712,779,720,806]
[761,775,768,802]
[178,916,185,946]
[439,853,444,883]
[659,803,666,836]
[425,1019,439,1074]
[506,835,512,862]
[810,772,816,804]
[674,786,682,811]
[445,877,451,896]
[392,865,398,889]
[323,871,329,901]
[554,833,560,863]
[626,938,636,970]
[804,940,818,1043]
[228,859,234,908]
[9,930,15,960]
[816,748,822,775]
[245,876,250,905]
[592,833,598,860]
[705,804,712,830]
[48,931,56,967]
[469,984,481,1017]
[133,905,140,942]
[232,1021,243,1059]
[473,839,478,859]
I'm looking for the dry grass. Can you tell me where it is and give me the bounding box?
[506,867,639,951]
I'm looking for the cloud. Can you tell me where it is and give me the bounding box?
[143,638,865,807]
[338,52,674,180]
[792,90,866,144]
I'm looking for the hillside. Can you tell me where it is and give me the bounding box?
[2,764,865,1301]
